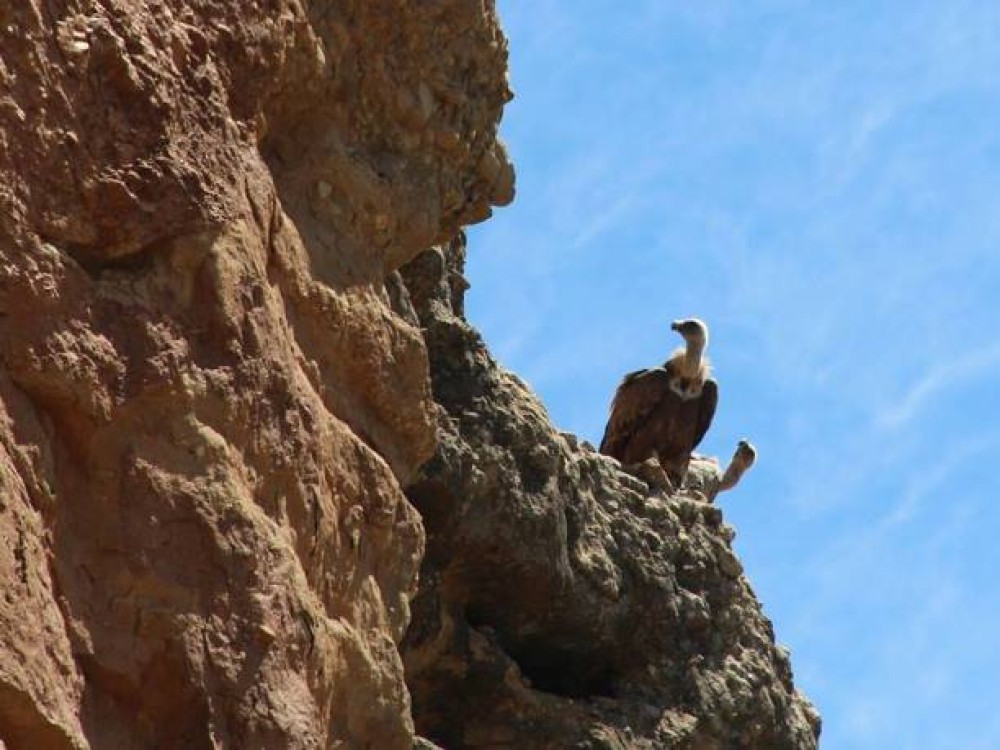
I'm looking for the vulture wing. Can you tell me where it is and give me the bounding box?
[691,378,718,450]
[599,367,673,459]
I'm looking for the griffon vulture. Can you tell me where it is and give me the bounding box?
[600,318,717,483]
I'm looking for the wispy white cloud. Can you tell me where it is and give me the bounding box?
[876,344,1000,431]
[878,437,992,527]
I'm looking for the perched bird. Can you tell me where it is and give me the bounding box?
[718,439,757,493]
[670,439,759,501]
[600,318,718,484]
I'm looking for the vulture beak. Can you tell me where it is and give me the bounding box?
[670,321,681,332]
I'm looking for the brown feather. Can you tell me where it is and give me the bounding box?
[599,366,673,458]
[600,358,719,480]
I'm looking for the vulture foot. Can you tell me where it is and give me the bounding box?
[626,457,675,493]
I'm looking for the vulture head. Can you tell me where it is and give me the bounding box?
[671,318,709,347]
[718,439,758,493]
[734,438,757,470]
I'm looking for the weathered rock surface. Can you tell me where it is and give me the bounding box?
[1,1,818,749]
[1,1,509,748]
[400,238,820,749]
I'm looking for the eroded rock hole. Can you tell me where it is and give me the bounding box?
[467,607,617,699]
[506,637,617,698]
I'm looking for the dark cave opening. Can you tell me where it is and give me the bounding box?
[505,637,617,699]
[466,607,617,700]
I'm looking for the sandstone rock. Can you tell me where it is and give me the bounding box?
[400,237,820,749]
[1,1,511,748]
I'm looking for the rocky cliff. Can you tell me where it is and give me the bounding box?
[0,2,817,749]
[398,238,819,749]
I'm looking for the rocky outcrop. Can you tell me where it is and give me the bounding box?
[399,238,820,749]
[1,1,510,748]
[1,2,817,749]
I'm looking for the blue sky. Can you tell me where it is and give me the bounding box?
[467,2,1000,748]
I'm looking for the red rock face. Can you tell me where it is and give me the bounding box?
[0,1,511,748]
